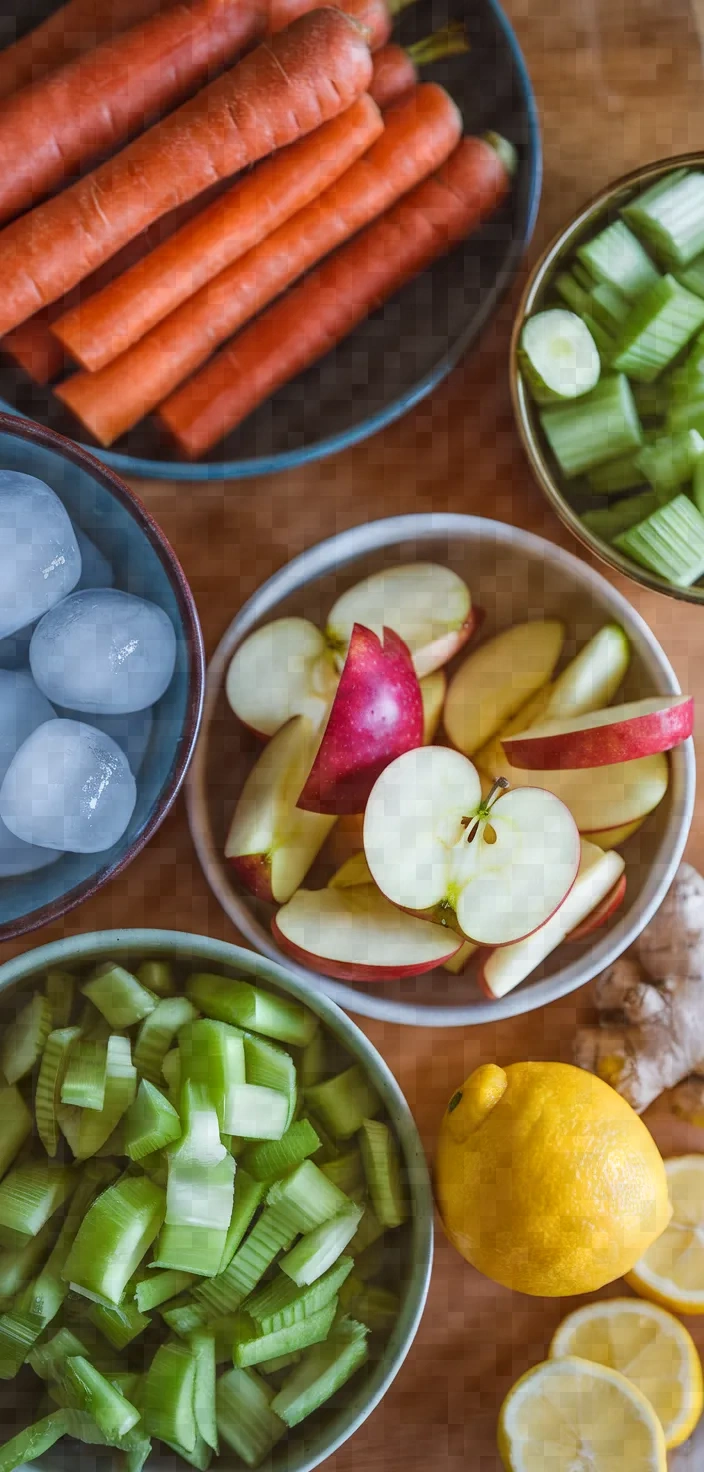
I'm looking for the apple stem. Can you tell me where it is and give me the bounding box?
[462,777,510,844]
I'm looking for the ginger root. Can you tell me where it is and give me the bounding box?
[574,863,704,1114]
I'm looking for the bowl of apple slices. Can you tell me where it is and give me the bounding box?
[186,514,695,1026]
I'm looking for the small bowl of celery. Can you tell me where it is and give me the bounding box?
[511,151,704,602]
[0,930,432,1472]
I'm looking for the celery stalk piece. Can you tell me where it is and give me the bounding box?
[344,1284,400,1334]
[612,274,704,380]
[581,310,617,365]
[0,1410,68,1471]
[216,1366,286,1467]
[161,1298,207,1337]
[159,1081,235,1275]
[0,1307,46,1378]
[60,1354,141,1440]
[192,1329,218,1453]
[60,1038,108,1111]
[634,428,704,492]
[246,1256,354,1332]
[23,1162,118,1328]
[45,970,75,1029]
[632,376,672,419]
[358,1119,407,1228]
[234,1300,337,1367]
[142,1340,198,1452]
[666,393,704,434]
[135,1268,196,1312]
[0,1162,75,1248]
[300,1028,326,1089]
[223,1134,246,1157]
[81,963,157,1028]
[349,1202,385,1255]
[186,974,317,1047]
[226,1084,289,1141]
[304,1066,382,1140]
[0,1220,57,1309]
[581,487,669,542]
[624,170,704,267]
[179,1018,246,1130]
[134,996,198,1085]
[242,1119,320,1182]
[243,1034,297,1129]
[75,999,111,1042]
[218,1169,266,1273]
[164,1435,212,1470]
[125,1437,153,1472]
[279,1206,362,1287]
[267,1160,350,1229]
[111,1371,141,1400]
[586,449,648,495]
[63,1173,165,1307]
[138,1148,169,1187]
[154,1225,231,1279]
[540,373,643,477]
[123,1079,181,1161]
[518,310,601,403]
[615,492,704,584]
[35,1027,81,1156]
[0,1087,32,1182]
[678,251,704,298]
[58,1034,137,1160]
[693,455,704,515]
[270,1317,369,1427]
[553,271,628,333]
[137,959,176,998]
[320,1151,364,1196]
[350,1238,385,1281]
[28,1326,88,1379]
[258,1351,301,1374]
[576,218,661,300]
[193,1206,296,1317]
[162,1048,182,1107]
[88,1296,151,1350]
[0,993,52,1084]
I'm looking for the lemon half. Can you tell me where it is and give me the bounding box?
[628,1155,704,1314]
[498,1355,667,1471]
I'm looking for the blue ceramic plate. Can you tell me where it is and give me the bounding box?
[0,0,540,480]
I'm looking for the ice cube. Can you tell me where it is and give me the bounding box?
[0,718,137,854]
[0,670,55,786]
[0,622,35,670]
[73,526,114,591]
[55,705,153,775]
[30,589,177,715]
[0,819,61,877]
[0,471,81,639]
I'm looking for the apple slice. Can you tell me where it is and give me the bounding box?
[328,852,374,888]
[539,623,631,721]
[225,716,335,903]
[481,742,669,833]
[363,745,580,947]
[326,563,474,678]
[320,812,365,870]
[479,840,626,998]
[564,871,627,941]
[503,695,694,770]
[420,670,446,744]
[273,884,462,981]
[442,940,478,975]
[297,624,423,816]
[444,619,565,756]
[226,617,338,738]
[584,816,644,850]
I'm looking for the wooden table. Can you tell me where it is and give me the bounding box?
[4,0,704,1464]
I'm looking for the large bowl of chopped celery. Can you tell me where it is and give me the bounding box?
[511,151,704,603]
[0,930,433,1472]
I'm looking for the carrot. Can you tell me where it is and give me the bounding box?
[0,8,372,340]
[2,312,67,385]
[370,22,468,109]
[157,134,514,458]
[270,0,393,49]
[53,94,383,373]
[0,0,172,102]
[55,83,462,446]
[0,0,271,227]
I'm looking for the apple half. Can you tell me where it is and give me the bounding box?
[297,624,423,816]
[326,562,474,678]
[363,745,581,947]
[225,715,335,903]
[479,840,626,998]
[273,884,462,981]
[502,695,694,770]
[226,617,339,738]
[444,619,565,756]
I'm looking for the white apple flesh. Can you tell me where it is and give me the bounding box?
[328,852,374,888]
[584,816,644,850]
[481,745,669,833]
[226,617,338,738]
[326,562,474,678]
[363,745,581,947]
[503,695,694,770]
[539,623,631,721]
[442,940,478,974]
[225,715,335,903]
[479,840,626,998]
[444,619,565,756]
[273,884,462,981]
[420,670,446,744]
[297,624,423,816]
[564,871,627,941]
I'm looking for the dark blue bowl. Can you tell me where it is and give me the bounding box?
[0,413,205,940]
[0,0,541,480]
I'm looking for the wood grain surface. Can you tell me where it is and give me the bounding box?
[3,0,704,1465]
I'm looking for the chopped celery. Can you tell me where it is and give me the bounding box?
[576,218,660,300]
[164,1436,212,1470]
[234,1300,337,1367]
[134,996,198,1085]
[162,1047,182,1104]
[519,309,601,403]
[635,428,704,492]
[321,1151,364,1196]
[267,1161,350,1230]
[632,377,672,419]
[270,1317,369,1428]
[554,271,629,333]
[218,1169,266,1273]
[242,1119,320,1182]
[581,311,617,365]
[226,1084,289,1141]
[243,1034,297,1129]
[246,1256,354,1333]
[60,1354,141,1440]
[186,974,317,1047]
[63,1173,165,1307]
[300,1028,326,1089]
[359,1119,407,1229]
[0,992,52,1084]
[142,1339,197,1452]
[161,1298,207,1337]
[81,963,157,1028]
[666,391,704,434]
[45,970,75,1029]
[179,1018,246,1131]
[58,1034,137,1160]
[343,1284,400,1334]
[540,373,643,477]
[258,1351,301,1375]
[279,1206,362,1287]
[160,1081,235,1275]
[612,274,704,380]
[193,1206,296,1316]
[154,1224,232,1279]
[135,1268,196,1312]
[0,1411,68,1471]
[615,492,704,584]
[88,1296,151,1350]
[125,1436,153,1472]
[624,170,704,268]
[0,1087,32,1181]
[191,1329,218,1454]
[0,1221,56,1308]
[678,250,704,298]
[582,487,668,541]
[137,959,176,997]
[60,1038,107,1111]
[28,1326,88,1379]
[304,1065,382,1140]
[0,1162,75,1248]
[693,455,704,514]
[216,1366,286,1467]
[0,1307,46,1378]
[123,1079,181,1161]
[587,449,648,495]
[75,999,111,1041]
[349,1201,385,1256]
[24,1162,118,1327]
[35,1027,81,1156]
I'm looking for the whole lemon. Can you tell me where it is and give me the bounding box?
[435,1061,671,1296]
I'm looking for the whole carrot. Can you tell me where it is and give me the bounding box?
[0,0,172,101]
[0,9,372,339]
[54,94,383,373]
[0,0,270,226]
[158,134,514,458]
[55,84,462,446]
[271,0,393,48]
[369,22,468,109]
[2,312,67,385]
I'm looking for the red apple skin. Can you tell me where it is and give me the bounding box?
[476,956,497,999]
[414,604,484,677]
[228,853,274,904]
[565,873,627,942]
[297,624,424,816]
[503,696,694,771]
[271,915,461,981]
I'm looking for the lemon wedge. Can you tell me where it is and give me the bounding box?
[628,1154,704,1315]
[550,1296,703,1449]
[498,1356,667,1471]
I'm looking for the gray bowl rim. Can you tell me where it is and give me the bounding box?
[186,510,696,1028]
[0,926,434,1472]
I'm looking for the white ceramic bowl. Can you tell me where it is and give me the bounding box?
[187,513,695,1027]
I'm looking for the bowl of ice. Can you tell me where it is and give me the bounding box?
[0,412,205,940]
